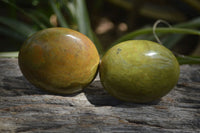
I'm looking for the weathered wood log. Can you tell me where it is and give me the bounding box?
[0,58,200,133]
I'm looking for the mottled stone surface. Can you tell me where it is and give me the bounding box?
[0,58,200,133]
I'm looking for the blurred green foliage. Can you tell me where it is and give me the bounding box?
[0,0,103,54]
[0,0,200,64]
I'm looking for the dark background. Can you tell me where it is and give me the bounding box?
[0,0,200,55]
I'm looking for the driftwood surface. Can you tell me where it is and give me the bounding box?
[0,58,200,133]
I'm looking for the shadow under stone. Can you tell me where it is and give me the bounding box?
[83,80,161,107]
[83,80,123,106]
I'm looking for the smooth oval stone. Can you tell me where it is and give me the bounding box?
[19,27,100,94]
[100,40,180,103]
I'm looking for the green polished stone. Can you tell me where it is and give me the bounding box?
[100,40,180,103]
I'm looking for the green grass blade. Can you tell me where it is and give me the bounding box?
[31,10,53,27]
[64,0,77,25]
[162,34,184,49]
[91,31,105,56]
[2,0,47,29]
[0,16,36,37]
[0,51,18,58]
[76,0,90,35]
[175,17,200,28]
[49,0,69,28]
[177,56,200,65]
[75,0,104,55]
[162,17,200,48]
[113,18,200,49]
[0,26,26,41]
[112,27,200,47]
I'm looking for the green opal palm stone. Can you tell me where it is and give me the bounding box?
[100,40,180,103]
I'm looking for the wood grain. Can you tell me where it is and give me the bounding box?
[0,58,200,133]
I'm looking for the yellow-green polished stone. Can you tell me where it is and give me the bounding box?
[100,40,180,103]
[18,28,99,94]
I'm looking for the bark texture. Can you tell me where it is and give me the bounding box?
[0,58,200,133]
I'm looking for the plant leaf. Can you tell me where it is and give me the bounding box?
[162,34,185,49]
[177,56,200,64]
[49,0,69,28]
[0,26,26,41]
[30,9,53,27]
[112,27,200,47]
[175,17,200,28]
[90,31,105,56]
[113,17,200,49]
[75,0,104,55]
[64,0,77,25]
[76,0,90,35]
[0,16,36,37]
[2,0,47,29]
